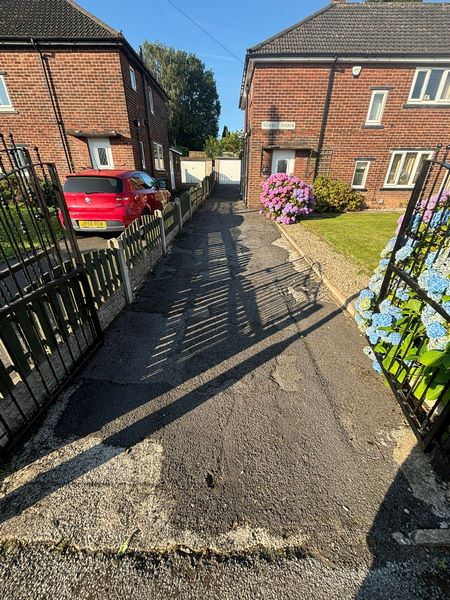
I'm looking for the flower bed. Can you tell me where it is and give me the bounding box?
[259,173,315,224]
[354,192,450,415]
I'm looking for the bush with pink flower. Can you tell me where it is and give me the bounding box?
[259,173,315,224]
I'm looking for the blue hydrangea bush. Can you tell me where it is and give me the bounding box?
[355,196,450,410]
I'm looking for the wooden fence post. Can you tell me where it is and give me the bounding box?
[155,209,167,255]
[188,191,193,220]
[175,197,183,231]
[109,237,133,305]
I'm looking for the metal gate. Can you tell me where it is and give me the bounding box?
[0,133,102,452]
[374,145,450,452]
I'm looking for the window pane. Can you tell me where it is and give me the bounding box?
[411,71,427,100]
[398,152,417,185]
[129,175,146,190]
[352,162,367,187]
[276,159,288,173]
[387,154,402,184]
[368,92,384,122]
[440,72,450,101]
[64,177,122,193]
[97,147,109,166]
[412,153,430,184]
[424,69,444,101]
[141,173,156,188]
[0,78,10,106]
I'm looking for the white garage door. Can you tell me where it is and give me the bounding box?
[217,159,241,184]
[181,161,206,184]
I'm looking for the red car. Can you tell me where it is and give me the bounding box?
[62,169,170,233]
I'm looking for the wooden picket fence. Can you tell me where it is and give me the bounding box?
[82,171,215,315]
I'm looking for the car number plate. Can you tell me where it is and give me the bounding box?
[78,220,107,229]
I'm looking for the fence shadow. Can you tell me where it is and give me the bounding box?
[0,185,344,530]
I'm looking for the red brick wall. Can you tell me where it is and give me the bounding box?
[0,46,170,185]
[119,52,170,183]
[244,61,450,209]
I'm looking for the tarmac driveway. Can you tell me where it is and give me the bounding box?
[0,185,449,599]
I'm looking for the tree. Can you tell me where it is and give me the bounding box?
[203,130,244,158]
[220,130,244,157]
[204,135,221,159]
[141,42,221,150]
[221,125,229,138]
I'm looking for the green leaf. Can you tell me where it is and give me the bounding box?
[426,384,445,402]
[406,299,421,312]
[418,350,444,367]
[443,354,450,370]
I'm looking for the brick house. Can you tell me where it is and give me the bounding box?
[240,0,450,209]
[0,0,176,187]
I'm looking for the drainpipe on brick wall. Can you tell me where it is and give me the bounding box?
[32,38,74,173]
[313,56,338,181]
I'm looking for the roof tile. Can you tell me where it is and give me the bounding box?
[0,0,119,40]
[249,3,450,57]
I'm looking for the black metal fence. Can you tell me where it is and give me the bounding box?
[0,134,102,453]
[374,145,450,452]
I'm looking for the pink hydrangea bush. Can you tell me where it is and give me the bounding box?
[259,173,315,224]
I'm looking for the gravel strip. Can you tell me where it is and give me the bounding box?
[280,223,369,305]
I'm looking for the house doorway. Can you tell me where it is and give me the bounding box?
[88,137,114,170]
[272,150,295,174]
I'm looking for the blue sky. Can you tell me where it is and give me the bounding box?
[80,0,441,134]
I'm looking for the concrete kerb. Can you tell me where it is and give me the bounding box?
[274,222,358,318]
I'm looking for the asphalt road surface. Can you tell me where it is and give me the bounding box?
[0,185,449,599]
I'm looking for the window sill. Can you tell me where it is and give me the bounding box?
[0,108,16,114]
[379,186,414,191]
[352,188,368,192]
[362,124,384,129]
[403,103,450,109]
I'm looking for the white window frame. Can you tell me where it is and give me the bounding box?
[365,90,388,125]
[129,65,137,91]
[0,75,13,111]
[140,140,146,170]
[384,150,433,189]
[153,142,164,171]
[148,87,155,114]
[352,160,370,189]
[408,68,450,104]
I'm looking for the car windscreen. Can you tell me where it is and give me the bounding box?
[64,176,123,194]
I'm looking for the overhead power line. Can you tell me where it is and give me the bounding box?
[166,0,244,64]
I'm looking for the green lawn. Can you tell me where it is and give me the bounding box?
[299,212,401,274]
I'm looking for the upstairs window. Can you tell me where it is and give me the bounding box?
[408,68,450,104]
[148,87,155,114]
[385,150,432,188]
[0,75,13,111]
[366,90,388,125]
[153,142,164,170]
[129,65,137,91]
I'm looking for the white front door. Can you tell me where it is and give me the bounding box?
[88,138,114,170]
[271,150,295,175]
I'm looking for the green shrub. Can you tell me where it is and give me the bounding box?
[313,175,364,213]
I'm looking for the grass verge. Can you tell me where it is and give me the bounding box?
[297,211,400,274]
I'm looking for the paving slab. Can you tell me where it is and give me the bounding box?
[0,185,449,598]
